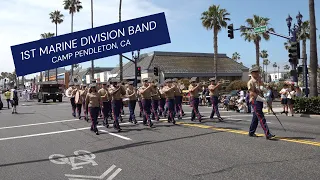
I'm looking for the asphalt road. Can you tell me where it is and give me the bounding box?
[0,98,319,180]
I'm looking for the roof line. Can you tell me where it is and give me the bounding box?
[152,51,228,57]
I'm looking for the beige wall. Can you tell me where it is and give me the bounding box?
[242,71,249,81]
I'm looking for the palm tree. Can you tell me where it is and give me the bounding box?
[272,62,277,74]
[263,58,270,81]
[259,50,268,77]
[309,0,318,97]
[284,64,290,71]
[119,0,123,81]
[41,33,55,81]
[232,52,240,61]
[240,15,274,67]
[201,5,230,78]
[63,0,83,78]
[50,10,64,82]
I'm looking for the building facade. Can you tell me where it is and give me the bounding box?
[110,51,249,83]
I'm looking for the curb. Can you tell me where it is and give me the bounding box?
[297,113,320,119]
[262,108,320,119]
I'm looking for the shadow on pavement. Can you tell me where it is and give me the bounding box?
[15,112,36,115]
[0,131,220,168]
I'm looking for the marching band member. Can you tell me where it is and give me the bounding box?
[208,77,223,121]
[66,82,76,117]
[172,78,183,120]
[139,78,154,127]
[74,84,83,119]
[247,67,275,140]
[85,83,101,135]
[136,83,143,118]
[126,81,137,124]
[188,77,202,122]
[151,81,160,121]
[120,81,126,116]
[80,84,89,121]
[109,79,126,132]
[163,79,176,124]
[98,82,110,128]
[158,84,166,117]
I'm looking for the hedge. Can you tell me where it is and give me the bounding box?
[226,80,248,91]
[293,97,320,115]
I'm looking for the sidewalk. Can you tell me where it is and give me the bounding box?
[263,107,320,119]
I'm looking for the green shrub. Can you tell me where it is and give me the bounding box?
[294,97,320,114]
[226,80,247,91]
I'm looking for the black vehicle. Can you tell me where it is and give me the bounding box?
[37,82,63,103]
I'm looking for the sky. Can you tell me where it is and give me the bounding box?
[0,0,319,79]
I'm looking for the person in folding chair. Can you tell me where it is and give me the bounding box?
[247,66,275,140]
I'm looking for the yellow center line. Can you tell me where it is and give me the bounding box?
[174,121,320,147]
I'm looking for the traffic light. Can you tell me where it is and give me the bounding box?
[154,67,159,76]
[288,42,298,65]
[136,67,141,76]
[297,41,301,59]
[227,24,234,39]
[297,66,303,74]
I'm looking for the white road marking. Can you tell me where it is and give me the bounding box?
[100,130,132,141]
[49,150,98,170]
[106,168,122,180]
[226,118,243,120]
[65,165,117,179]
[0,119,79,130]
[0,127,89,141]
[0,125,132,142]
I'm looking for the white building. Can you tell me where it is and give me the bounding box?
[268,72,290,82]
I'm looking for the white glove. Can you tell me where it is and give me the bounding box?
[256,95,266,102]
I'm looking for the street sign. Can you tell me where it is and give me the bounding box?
[254,26,267,33]
[11,12,171,76]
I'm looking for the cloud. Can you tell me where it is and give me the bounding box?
[0,0,171,75]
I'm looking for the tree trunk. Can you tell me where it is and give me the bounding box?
[309,0,318,96]
[91,0,95,81]
[262,63,265,81]
[71,13,74,80]
[119,0,123,81]
[302,39,307,87]
[266,65,268,82]
[255,40,260,67]
[213,28,218,79]
[55,23,58,82]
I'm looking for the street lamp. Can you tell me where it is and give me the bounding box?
[132,50,140,87]
[296,12,303,26]
[286,12,304,88]
[286,15,292,35]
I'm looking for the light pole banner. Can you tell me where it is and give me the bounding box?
[11,12,171,76]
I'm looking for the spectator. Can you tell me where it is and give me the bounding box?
[10,86,19,114]
[4,89,11,109]
[279,84,289,115]
[266,86,274,114]
[295,86,302,97]
[287,86,296,116]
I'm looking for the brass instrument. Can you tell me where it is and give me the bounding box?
[180,84,185,90]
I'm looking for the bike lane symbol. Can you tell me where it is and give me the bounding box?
[49,150,98,170]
